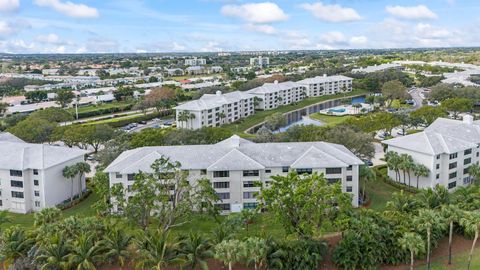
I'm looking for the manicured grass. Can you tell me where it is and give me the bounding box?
[1,191,99,230]
[222,89,369,135]
[66,102,132,114]
[309,114,354,126]
[415,248,480,269]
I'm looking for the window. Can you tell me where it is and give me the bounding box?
[463,177,471,185]
[265,170,271,173]
[34,191,40,197]
[34,180,39,186]
[436,155,440,160]
[10,180,23,188]
[128,185,133,192]
[215,203,230,211]
[243,170,259,177]
[449,153,458,160]
[346,176,353,181]
[449,162,457,170]
[127,174,135,181]
[33,169,39,175]
[449,172,457,179]
[347,165,352,171]
[214,171,229,178]
[243,192,257,199]
[282,167,289,173]
[200,169,207,175]
[436,164,440,169]
[243,181,255,188]
[217,192,230,200]
[436,174,440,179]
[243,202,258,209]
[296,168,312,174]
[346,186,353,192]
[10,170,22,177]
[465,149,472,155]
[115,173,122,179]
[326,168,342,174]
[448,181,457,189]
[11,191,24,198]
[328,178,341,184]
[35,201,41,207]
[0,200,2,206]
[464,167,470,174]
[464,158,472,165]
[214,182,229,189]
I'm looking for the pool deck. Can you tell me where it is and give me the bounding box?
[319,103,373,116]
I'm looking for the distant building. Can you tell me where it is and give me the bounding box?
[297,74,353,97]
[0,133,87,213]
[42,69,59,76]
[185,57,207,66]
[250,56,270,68]
[186,66,206,75]
[352,63,404,74]
[247,81,307,110]
[174,91,254,129]
[165,68,184,76]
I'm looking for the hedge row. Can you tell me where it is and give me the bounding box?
[72,103,134,119]
[105,110,173,128]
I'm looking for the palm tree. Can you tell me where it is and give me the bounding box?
[413,209,444,270]
[468,164,480,185]
[452,185,480,210]
[177,111,190,129]
[459,210,480,270]
[35,233,71,270]
[399,154,414,185]
[416,185,450,209]
[135,229,184,270]
[359,165,376,202]
[74,162,91,198]
[100,228,132,269]
[244,237,267,270]
[0,210,11,229]
[68,234,105,270]
[214,239,246,270]
[34,207,62,228]
[441,204,462,265]
[398,232,425,270]
[189,113,196,128]
[414,164,430,189]
[0,102,8,117]
[179,231,213,270]
[218,112,227,125]
[0,226,35,270]
[385,151,401,182]
[63,165,78,203]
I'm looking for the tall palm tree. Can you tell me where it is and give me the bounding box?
[459,210,480,270]
[441,204,462,265]
[179,231,213,270]
[189,113,196,128]
[0,226,35,270]
[135,229,184,270]
[416,185,450,209]
[452,185,480,210]
[399,154,414,185]
[214,239,246,270]
[244,237,267,270]
[359,165,376,202]
[99,228,132,269]
[177,111,190,129]
[398,232,425,270]
[63,165,78,203]
[34,233,71,270]
[34,207,62,228]
[68,234,105,270]
[385,151,401,182]
[468,164,480,185]
[218,112,227,125]
[413,209,444,270]
[414,164,430,189]
[74,162,91,198]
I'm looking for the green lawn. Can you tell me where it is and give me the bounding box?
[1,191,99,230]
[415,248,480,269]
[66,102,132,115]
[309,114,354,126]
[222,89,368,135]
[82,112,147,125]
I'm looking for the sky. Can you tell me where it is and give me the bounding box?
[0,0,479,53]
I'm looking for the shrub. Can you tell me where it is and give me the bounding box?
[266,239,327,270]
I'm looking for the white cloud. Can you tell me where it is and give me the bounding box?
[321,31,347,44]
[0,21,14,35]
[386,5,438,20]
[415,23,450,39]
[36,33,60,43]
[85,37,119,53]
[221,2,288,24]
[0,39,36,53]
[172,42,186,51]
[300,2,362,23]
[0,0,19,13]
[245,24,276,35]
[349,36,368,47]
[0,19,30,36]
[200,41,224,52]
[34,0,99,19]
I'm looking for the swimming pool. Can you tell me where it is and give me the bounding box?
[351,96,366,104]
[328,108,347,113]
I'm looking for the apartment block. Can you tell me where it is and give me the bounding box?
[105,135,363,212]
[250,56,269,68]
[185,57,207,66]
[174,91,255,129]
[297,74,353,97]
[247,81,307,110]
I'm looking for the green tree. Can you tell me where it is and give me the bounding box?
[100,228,132,268]
[381,80,409,101]
[63,165,78,203]
[177,111,190,129]
[359,165,376,201]
[398,232,425,270]
[385,151,401,182]
[0,226,34,270]
[441,98,473,119]
[179,232,213,270]
[214,239,246,270]
[413,164,430,189]
[0,102,8,117]
[244,237,267,270]
[258,172,352,238]
[135,229,184,270]
[74,162,91,198]
[25,90,48,102]
[413,209,444,270]
[68,234,105,270]
[399,153,414,185]
[410,106,447,126]
[441,204,462,265]
[264,113,286,131]
[55,90,75,108]
[7,117,56,143]
[323,125,375,160]
[34,207,62,228]
[459,210,480,270]
[468,163,480,185]
[34,233,71,270]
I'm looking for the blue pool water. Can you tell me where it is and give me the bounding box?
[352,96,366,104]
[328,108,346,113]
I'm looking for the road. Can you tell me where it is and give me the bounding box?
[128,117,175,133]
[408,87,425,110]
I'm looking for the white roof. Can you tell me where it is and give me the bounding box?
[247,81,304,95]
[297,75,352,85]
[104,135,363,174]
[0,141,87,170]
[175,91,253,111]
[383,118,480,155]
[352,63,402,73]
[0,132,25,143]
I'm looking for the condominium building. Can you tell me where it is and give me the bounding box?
[105,135,363,212]
[297,74,353,97]
[0,133,87,213]
[247,81,307,110]
[382,115,480,191]
[250,56,270,68]
[185,57,207,66]
[174,91,255,129]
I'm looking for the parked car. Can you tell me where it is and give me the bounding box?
[363,159,373,166]
[139,120,147,125]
